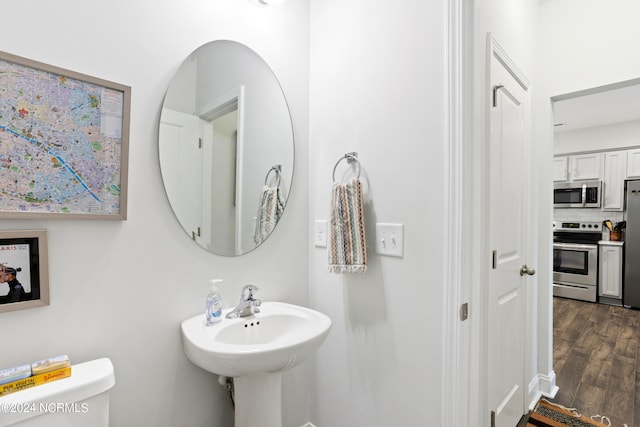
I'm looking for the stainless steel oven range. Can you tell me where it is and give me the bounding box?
[553,221,602,302]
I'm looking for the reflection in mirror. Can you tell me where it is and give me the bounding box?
[159,41,294,256]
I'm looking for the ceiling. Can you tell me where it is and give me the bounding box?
[553,81,640,132]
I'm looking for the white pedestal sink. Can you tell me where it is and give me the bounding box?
[181,301,331,427]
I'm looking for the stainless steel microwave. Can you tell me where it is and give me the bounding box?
[553,181,601,208]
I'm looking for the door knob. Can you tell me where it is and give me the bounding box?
[520,265,536,276]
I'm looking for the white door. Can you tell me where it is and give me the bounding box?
[159,109,203,243]
[487,40,532,427]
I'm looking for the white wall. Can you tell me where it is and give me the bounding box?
[555,120,640,155]
[0,1,309,426]
[308,1,448,425]
[539,0,640,98]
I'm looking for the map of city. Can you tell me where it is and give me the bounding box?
[0,55,126,217]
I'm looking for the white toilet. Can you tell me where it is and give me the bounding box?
[0,358,115,427]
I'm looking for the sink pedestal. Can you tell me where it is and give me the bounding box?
[181,302,331,427]
[234,372,283,427]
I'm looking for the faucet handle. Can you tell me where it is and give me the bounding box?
[242,284,259,300]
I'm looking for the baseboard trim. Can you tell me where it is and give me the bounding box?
[526,371,559,410]
[527,375,540,410]
[538,370,559,399]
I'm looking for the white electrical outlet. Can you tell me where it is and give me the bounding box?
[375,223,404,257]
[314,220,328,247]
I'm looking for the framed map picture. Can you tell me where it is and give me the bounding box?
[0,51,130,220]
[0,230,49,313]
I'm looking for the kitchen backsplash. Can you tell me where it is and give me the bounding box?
[554,208,624,239]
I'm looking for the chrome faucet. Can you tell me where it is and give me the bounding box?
[226,284,261,319]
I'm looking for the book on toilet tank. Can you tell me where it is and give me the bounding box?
[30,355,70,375]
[0,367,71,396]
[0,364,31,385]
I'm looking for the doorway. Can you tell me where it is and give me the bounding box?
[550,79,640,427]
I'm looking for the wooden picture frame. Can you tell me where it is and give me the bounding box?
[0,50,130,220]
[0,230,49,313]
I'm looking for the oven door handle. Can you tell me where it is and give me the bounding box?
[553,242,598,250]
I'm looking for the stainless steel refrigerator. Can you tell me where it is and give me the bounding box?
[624,180,640,308]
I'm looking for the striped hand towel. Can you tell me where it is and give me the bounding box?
[328,177,367,273]
[254,185,285,245]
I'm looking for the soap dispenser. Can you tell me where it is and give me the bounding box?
[205,279,224,326]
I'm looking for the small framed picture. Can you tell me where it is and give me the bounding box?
[0,230,49,313]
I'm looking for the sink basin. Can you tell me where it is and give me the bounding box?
[181,301,331,427]
[181,301,331,377]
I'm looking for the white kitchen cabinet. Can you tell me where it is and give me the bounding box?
[602,151,627,211]
[627,149,640,178]
[599,242,623,302]
[569,153,602,181]
[553,157,568,182]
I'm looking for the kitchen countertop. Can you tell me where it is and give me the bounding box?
[599,240,624,246]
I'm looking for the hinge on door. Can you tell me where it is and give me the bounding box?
[491,410,496,427]
[198,137,202,149]
[460,303,469,321]
[492,250,497,269]
[492,85,504,107]
[191,227,201,240]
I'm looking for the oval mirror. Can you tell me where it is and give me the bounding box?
[159,41,294,256]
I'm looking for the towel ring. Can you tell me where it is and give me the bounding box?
[332,152,361,181]
[264,165,282,186]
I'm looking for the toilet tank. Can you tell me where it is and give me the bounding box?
[0,358,115,427]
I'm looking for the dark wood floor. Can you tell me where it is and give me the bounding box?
[552,296,640,427]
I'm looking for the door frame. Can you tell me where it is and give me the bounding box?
[441,0,472,425]
[442,2,556,425]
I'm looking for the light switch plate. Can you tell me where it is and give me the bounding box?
[375,223,404,257]
[314,220,328,247]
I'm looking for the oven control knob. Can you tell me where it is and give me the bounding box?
[520,264,536,276]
